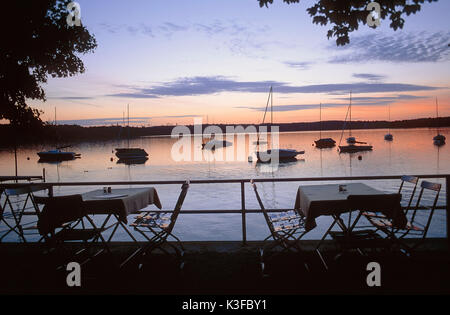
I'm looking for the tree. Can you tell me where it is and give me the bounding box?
[258,0,438,46]
[0,1,97,128]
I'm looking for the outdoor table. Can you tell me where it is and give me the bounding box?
[82,187,162,242]
[294,183,403,232]
[294,183,405,268]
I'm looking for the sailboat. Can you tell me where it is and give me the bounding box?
[115,104,148,161]
[433,98,446,146]
[37,107,80,161]
[314,102,336,148]
[255,86,305,162]
[384,104,393,141]
[338,92,373,153]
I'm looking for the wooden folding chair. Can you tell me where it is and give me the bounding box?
[35,194,111,268]
[250,180,308,274]
[366,180,441,255]
[122,181,190,269]
[0,184,48,242]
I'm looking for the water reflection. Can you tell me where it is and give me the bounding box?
[0,128,448,241]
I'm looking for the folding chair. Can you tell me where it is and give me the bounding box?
[35,194,110,268]
[122,181,190,269]
[360,175,419,227]
[329,193,403,255]
[365,180,441,255]
[250,180,308,273]
[0,184,48,242]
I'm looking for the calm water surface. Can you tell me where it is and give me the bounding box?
[0,127,448,241]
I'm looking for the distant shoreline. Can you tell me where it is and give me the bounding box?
[0,116,449,147]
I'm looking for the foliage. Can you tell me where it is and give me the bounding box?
[0,1,97,128]
[258,0,438,46]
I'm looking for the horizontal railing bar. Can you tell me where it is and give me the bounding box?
[0,176,43,182]
[136,206,447,214]
[1,174,449,188]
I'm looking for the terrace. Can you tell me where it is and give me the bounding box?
[1,174,449,294]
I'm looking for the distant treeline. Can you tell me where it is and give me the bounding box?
[1,116,449,147]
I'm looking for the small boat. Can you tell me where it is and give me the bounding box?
[384,104,393,141]
[338,92,373,153]
[37,108,80,161]
[201,139,232,150]
[37,149,78,161]
[433,98,446,146]
[254,86,305,162]
[256,149,305,162]
[314,103,336,148]
[315,138,336,148]
[338,144,373,153]
[117,156,148,165]
[115,104,148,160]
[115,148,148,159]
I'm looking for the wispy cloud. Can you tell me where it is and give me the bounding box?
[353,73,386,81]
[330,31,450,63]
[57,117,152,126]
[50,96,95,100]
[98,20,275,57]
[57,115,201,126]
[235,94,431,112]
[284,61,315,70]
[106,76,441,99]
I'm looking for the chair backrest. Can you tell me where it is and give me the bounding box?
[2,184,49,217]
[410,180,441,238]
[35,194,85,236]
[166,181,190,233]
[4,184,48,196]
[250,180,276,234]
[398,175,419,215]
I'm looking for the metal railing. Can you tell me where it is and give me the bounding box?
[1,174,449,248]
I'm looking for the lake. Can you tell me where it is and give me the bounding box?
[0,127,448,242]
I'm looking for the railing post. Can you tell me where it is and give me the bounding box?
[446,176,449,252]
[48,185,53,197]
[241,181,247,246]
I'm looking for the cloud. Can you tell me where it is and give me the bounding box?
[106,93,159,99]
[236,94,431,112]
[236,104,342,112]
[353,73,386,81]
[284,61,314,70]
[98,20,275,57]
[330,31,450,63]
[106,76,441,99]
[50,96,95,100]
[333,94,428,103]
[57,117,152,126]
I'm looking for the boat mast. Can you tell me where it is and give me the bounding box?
[349,92,352,137]
[319,102,322,139]
[270,86,273,125]
[388,104,391,134]
[127,103,130,148]
[436,98,440,135]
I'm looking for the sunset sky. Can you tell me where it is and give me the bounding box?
[30,0,450,126]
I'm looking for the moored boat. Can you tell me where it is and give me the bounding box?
[256,148,304,162]
[115,148,148,159]
[37,149,78,161]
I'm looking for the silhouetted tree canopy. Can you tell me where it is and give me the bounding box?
[0,0,97,128]
[259,0,438,46]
